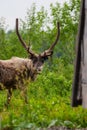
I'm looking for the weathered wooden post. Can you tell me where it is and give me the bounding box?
[81,0,87,108]
[72,0,87,108]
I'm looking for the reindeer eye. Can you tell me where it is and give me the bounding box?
[44,57,48,61]
[42,57,48,62]
[41,58,44,63]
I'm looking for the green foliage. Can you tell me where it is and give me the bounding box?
[6,30,27,58]
[0,0,86,129]
[0,18,7,59]
[0,58,87,129]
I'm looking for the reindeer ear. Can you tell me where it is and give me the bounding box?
[45,50,53,57]
[28,53,36,59]
[29,54,33,59]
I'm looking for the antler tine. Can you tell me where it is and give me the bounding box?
[49,22,60,51]
[16,18,28,51]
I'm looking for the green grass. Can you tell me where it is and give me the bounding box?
[0,61,87,129]
[0,91,87,129]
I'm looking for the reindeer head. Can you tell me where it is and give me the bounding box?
[16,18,60,73]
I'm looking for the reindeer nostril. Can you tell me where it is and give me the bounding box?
[38,68,41,71]
[37,66,43,73]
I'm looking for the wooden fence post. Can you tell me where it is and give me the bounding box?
[82,0,87,108]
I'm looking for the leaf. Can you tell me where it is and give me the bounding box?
[48,119,58,128]
[13,127,21,130]
[24,123,36,129]
[64,120,75,128]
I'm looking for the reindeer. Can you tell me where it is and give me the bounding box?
[0,19,60,105]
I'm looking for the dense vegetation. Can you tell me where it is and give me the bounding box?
[0,0,87,129]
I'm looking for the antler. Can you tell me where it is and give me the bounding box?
[49,22,60,51]
[16,18,60,58]
[16,18,37,57]
[41,22,60,57]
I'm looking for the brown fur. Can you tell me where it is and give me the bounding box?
[0,57,38,105]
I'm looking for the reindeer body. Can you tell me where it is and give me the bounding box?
[0,57,38,104]
[0,19,60,106]
[0,57,36,90]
